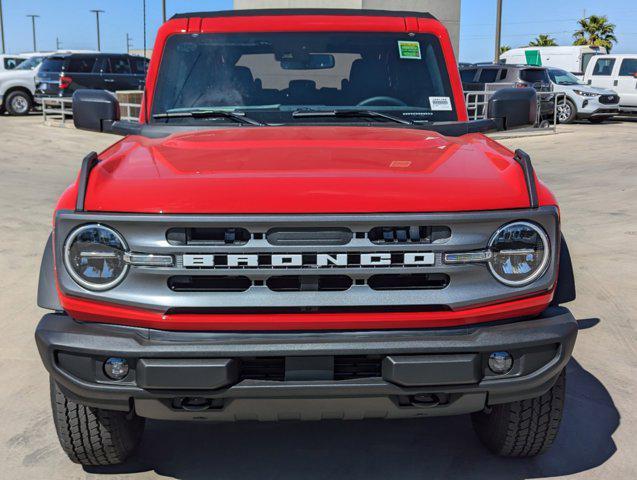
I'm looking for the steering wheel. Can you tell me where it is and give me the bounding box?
[357,96,407,107]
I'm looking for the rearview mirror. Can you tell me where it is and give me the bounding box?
[72,89,120,133]
[281,53,335,70]
[487,88,537,131]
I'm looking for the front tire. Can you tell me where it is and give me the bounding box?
[50,379,145,466]
[471,370,565,457]
[5,90,32,116]
[557,99,577,124]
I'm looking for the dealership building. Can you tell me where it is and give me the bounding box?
[233,0,462,54]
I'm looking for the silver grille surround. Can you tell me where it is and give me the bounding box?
[54,207,560,312]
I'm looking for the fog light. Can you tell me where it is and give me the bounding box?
[488,351,513,374]
[104,357,129,380]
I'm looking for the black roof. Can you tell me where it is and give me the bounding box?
[171,9,435,20]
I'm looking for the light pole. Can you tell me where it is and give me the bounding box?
[27,15,40,52]
[162,0,167,23]
[0,0,5,54]
[494,0,503,63]
[126,33,133,54]
[90,9,104,51]
[56,37,62,50]
[143,0,147,58]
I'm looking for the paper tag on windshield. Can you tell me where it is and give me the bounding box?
[398,41,421,59]
[429,96,452,111]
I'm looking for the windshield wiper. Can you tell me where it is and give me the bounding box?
[292,109,413,125]
[153,110,265,126]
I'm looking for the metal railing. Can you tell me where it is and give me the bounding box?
[41,97,74,126]
[464,87,567,132]
[40,91,142,126]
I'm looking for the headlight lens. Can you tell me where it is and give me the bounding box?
[488,221,549,287]
[64,224,129,291]
[573,89,600,97]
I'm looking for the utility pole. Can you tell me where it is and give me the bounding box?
[90,9,105,51]
[143,0,147,58]
[126,33,133,54]
[494,0,503,63]
[27,15,40,52]
[162,0,167,23]
[56,37,62,51]
[0,0,6,54]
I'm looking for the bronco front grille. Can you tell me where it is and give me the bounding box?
[54,209,560,312]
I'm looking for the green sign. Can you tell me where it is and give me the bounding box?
[398,41,422,60]
[525,50,542,66]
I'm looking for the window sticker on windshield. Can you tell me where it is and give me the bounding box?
[429,96,452,111]
[398,41,422,60]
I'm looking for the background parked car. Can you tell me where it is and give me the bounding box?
[583,54,637,114]
[35,53,148,99]
[0,51,98,116]
[460,64,555,120]
[500,45,606,78]
[0,54,48,115]
[548,67,619,124]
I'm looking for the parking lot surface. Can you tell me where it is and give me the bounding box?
[0,116,635,479]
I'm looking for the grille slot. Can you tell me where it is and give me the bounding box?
[267,275,353,292]
[238,356,382,382]
[267,228,352,246]
[168,276,252,292]
[239,357,285,381]
[334,355,383,380]
[167,227,251,246]
[368,274,449,291]
[369,226,451,244]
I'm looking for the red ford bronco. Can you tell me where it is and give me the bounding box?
[35,9,577,466]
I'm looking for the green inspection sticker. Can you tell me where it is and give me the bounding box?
[398,41,422,60]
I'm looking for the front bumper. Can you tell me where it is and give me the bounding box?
[35,307,577,421]
[574,95,620,117]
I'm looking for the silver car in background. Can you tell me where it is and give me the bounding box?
[548,67,620,124]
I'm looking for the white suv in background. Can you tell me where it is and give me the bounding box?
[583,54,637,114]
[548,67,620,124]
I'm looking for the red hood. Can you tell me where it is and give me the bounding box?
[80,126,553,214]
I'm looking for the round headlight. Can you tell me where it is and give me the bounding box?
[64,224,129,291]
[488,221,549,287]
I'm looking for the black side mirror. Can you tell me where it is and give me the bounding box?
[72,89,120,133]
[487,88,537,131]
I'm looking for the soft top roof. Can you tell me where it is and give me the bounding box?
[171,9,435,20]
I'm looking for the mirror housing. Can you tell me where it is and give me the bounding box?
[281,53,335,70]
[72,89,120,133]
[487,88,537,131]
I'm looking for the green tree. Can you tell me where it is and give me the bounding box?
[529,34,558,47]
[573,15,617,51]
[500,45,511,54]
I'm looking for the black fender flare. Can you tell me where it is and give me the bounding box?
[552,234,576,306]
[37,233,62,311]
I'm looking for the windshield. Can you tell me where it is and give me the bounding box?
[15,56,45,70]
[152,32,457,125]
[548,69,581,85]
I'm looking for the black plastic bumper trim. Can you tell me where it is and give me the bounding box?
[35,307,577,414]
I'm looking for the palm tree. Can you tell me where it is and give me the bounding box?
[529,34,558,47]
[573,15,617,51]
[500,45,511,54]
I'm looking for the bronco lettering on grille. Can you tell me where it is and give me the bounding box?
[183,252,435,268]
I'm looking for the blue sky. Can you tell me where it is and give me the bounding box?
[1,0,636,62]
